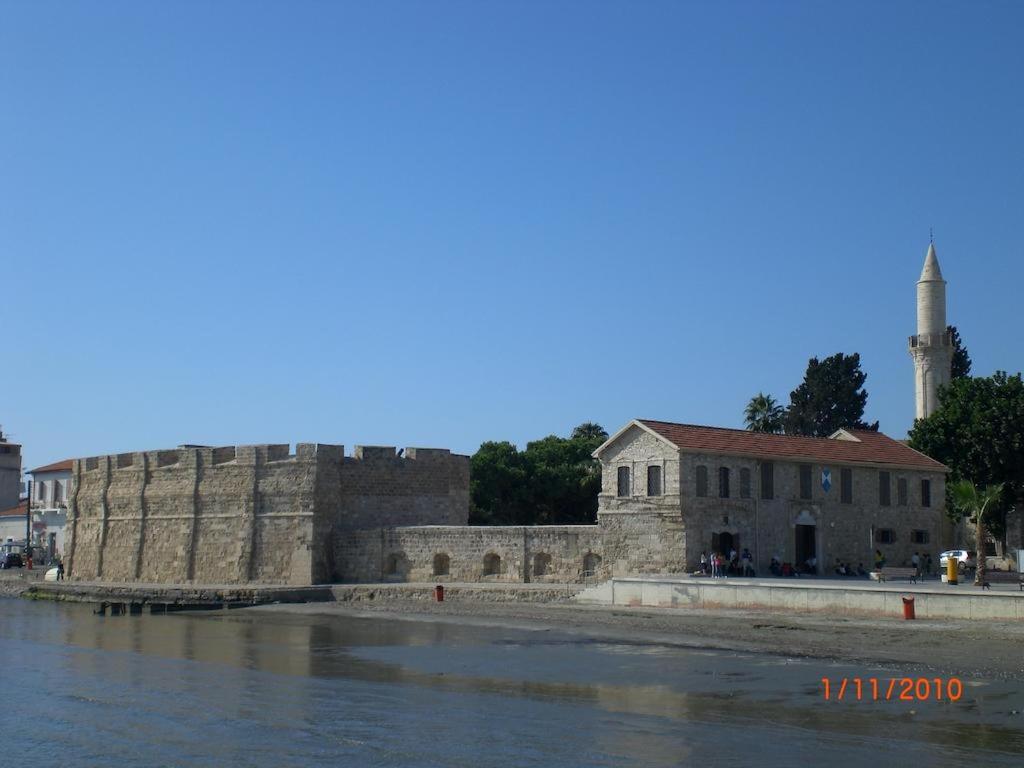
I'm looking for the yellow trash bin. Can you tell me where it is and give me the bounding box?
[946,556,958,585]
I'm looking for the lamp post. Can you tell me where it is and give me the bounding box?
[25,474,32,569]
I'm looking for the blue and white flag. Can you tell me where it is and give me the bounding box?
[821,468,832,492]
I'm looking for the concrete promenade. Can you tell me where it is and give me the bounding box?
[575,574,1024,620]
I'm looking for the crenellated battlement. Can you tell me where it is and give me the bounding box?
[73,442,464,472]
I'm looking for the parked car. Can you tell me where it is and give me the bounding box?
[939,549,976,573]
[0,552,24,569]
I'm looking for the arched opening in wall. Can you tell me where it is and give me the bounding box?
[482,552,501,577]
[384,552,409,581]
[533,553,552,577]
[582,552,602,578]
[432,553,450,577]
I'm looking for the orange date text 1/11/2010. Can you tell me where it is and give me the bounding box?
[820,677,963,702]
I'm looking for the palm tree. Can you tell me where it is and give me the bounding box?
[949,479,1005,587]
[744,393,785,433]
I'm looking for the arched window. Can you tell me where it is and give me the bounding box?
[385,553,407,577]
[582,552,602,577]
[719,467,730,498]
[647,465,662,496]
[533,553,552,576]
[616,466,631,497]
[53,480,64,504]
[696,466,708,497]
[482,552,501,576]
[432,553,450,576]
[36,480,47,502]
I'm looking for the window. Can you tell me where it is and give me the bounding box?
[799,465,812,500]
[911,530,929,544]
[921,479,931,507]
[760,462,774,500]
[875,528,895,544]
[617,466,631,497]
[385,553,405,576]
[879,471,891,506]
[718,467,730,498]
[897,477,908,506]
[739,468,751,499]
[696,466,708,497]
[432,553,450,576]
[482,553,501,576]
[647,465,662,497]
[533,553,552,576]
[37,481,46,502]
[840,468,853,504]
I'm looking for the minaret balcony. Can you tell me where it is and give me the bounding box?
[909,331,951,348]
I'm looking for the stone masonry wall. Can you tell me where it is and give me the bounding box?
[597,424,946,577]
[65,442,471,586]
[678,451,945,574]
[335,525,604,583]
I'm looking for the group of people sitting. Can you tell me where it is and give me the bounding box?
[699,548,755,578]
[832,559,869,577]
[766,555,868,578]
[698,549,935,579]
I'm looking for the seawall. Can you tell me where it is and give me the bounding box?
[576,576,1024,620]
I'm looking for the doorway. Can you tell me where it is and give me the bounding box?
[795,525,816,573]
[711,531,736,556]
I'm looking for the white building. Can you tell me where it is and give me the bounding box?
[28,459,73,560]
[0,501,28,549]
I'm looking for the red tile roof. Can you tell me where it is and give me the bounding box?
[0,501,27,518]
[635,420,948,472]
[29,459,73,474]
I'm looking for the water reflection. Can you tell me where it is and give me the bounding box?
[1,598,1022,767]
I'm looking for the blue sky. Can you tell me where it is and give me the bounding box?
[2,1,1022,470]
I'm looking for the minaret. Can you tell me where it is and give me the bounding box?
[909,241,952,419]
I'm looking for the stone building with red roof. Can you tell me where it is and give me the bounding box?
[592,419,949,576]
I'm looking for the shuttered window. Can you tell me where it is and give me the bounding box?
[617,466,630,497]
[760,462,774,500]
[647,465,662,497]
[879,471,891,506]
[799,465,812,500]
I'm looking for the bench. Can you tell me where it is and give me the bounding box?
[871,567,918,583]
[981,571,1024,590]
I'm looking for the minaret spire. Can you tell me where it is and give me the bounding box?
[909,240,952,420]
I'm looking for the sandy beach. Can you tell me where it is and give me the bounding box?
[254,597,1024,681]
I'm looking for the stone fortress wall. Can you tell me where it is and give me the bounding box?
[65,443,472,586]
[65,425,948,588]
[64,439,624,586]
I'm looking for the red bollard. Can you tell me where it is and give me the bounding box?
[902,596,915,620]
[434,584,444,602]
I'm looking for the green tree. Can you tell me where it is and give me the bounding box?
[744,392,785,433]
[908,372,1024,540]
[949,480,1005,586]
[784,353,879,437]
[571,422,609,442]
[469,423,608,526]
[948,325,972,380]
[469,441,530,525]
